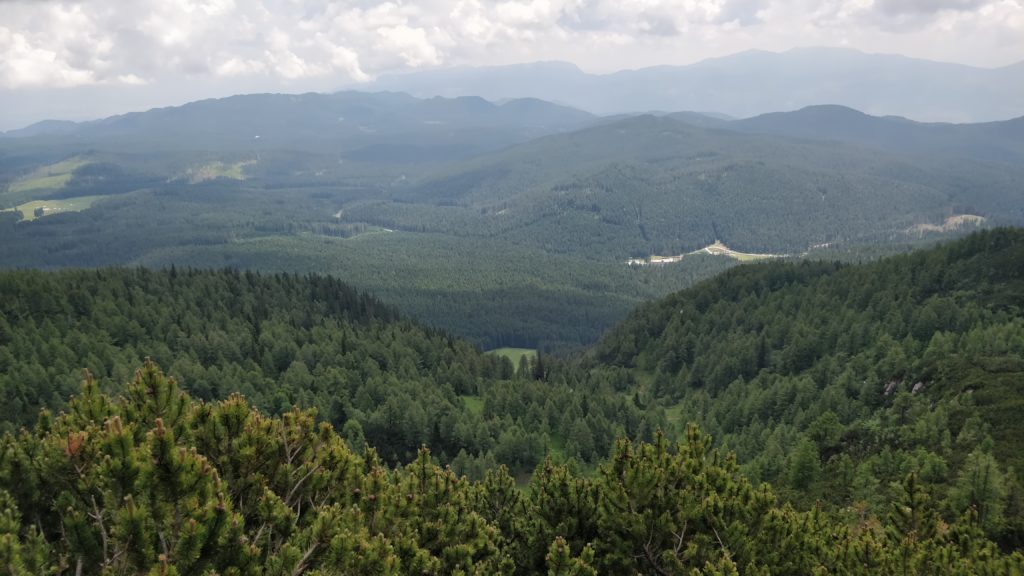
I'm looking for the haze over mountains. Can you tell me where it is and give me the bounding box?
[0,92,595,164]
[6,91,1024,167]
[2,48,1021,136]
[372,47,1024,123]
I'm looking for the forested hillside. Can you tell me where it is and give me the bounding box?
[0,176,737,352]
[731,105,1024,164]
[383,114,1021,255]
[594,228,1024,546]
[0,268,665,474]
[0,361,1020,574]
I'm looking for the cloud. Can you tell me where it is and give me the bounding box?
[116,73,147,85]
[715,0,769,25]
[216,58,267,77]
[0,0,1019,97]
[0,0,378,88]
[827,0,1012,32]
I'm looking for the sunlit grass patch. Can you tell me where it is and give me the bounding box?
[4,195,109,221]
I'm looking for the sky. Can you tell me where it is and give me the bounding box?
[0,0,1022,130]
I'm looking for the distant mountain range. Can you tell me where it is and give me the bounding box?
[6,90,1023,165]
[0,91,596,161]
[726,105,1024,164]
[371,47,1024,123]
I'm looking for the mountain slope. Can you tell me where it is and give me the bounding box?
[380,114,1024,255]
[372,47,1024,122]
[732,105,1024,163]
[591,228,1024,541]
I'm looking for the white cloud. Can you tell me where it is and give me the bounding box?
[0,29,96,88]
[116,73,147,85]
[0,0,1019,95]
[376,24,443,67]
[216,57,268,77]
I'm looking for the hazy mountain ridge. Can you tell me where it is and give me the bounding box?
[0,91,597,161]
[372,47,1024,122]
[729,105,1024,163]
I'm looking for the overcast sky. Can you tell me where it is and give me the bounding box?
[1,0,1022,130]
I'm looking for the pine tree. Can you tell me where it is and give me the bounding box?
[545,536,596,576]
[950,449,1008,537]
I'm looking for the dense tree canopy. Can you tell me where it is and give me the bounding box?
[593,228,1024,546]
[0,363,1019,575]
[0,267,661,474]
[0,230,1023,571]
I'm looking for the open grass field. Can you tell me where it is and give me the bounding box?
[5,195,109,221]
[460,395,484,416]
[487,348,537,370]
[663,404,687,431]
[7,157,88,195]
[631,241,787,266]
[702,241,787,261]
[188,160,253,183]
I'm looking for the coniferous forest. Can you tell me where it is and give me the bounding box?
[0,229,1022,573]
[1,361,1021,575]
[0,267,663,475]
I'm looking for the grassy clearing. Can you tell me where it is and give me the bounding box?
[630,241,786,266]
[663,404,687,430]
[336,226,395,240]
[700,241,786,261]
[188,161,254,183]
[461,395,484,416]
[4,195,108,221]
[8,157,88,195]
[909,214,987,235]
[727,252,769,262]
[487,348,537,370]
